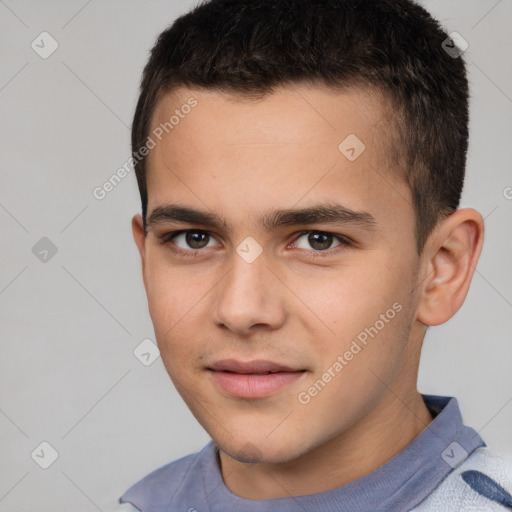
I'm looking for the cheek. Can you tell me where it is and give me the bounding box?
[143,256,203,358]
[301,254,414,365]
[299,259,398,325]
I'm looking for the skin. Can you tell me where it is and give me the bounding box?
[132,83,484,500]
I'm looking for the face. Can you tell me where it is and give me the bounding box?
[133,84,426,464]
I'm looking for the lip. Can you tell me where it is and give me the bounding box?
[208,359,302,373]
[207,359,306,399]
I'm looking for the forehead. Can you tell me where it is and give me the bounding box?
[145,84,412,234]
[150,83,392,150]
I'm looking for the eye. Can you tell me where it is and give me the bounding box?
[165,230,220,251]
[293,231,348,252]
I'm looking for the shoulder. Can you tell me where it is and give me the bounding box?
[119,441,215,510]
[412,446,512,511]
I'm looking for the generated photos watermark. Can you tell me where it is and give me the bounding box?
[297,301,403,405]
[92,97,198,200]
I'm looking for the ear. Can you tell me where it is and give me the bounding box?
[416,208,484,326]
[132,213,146,271]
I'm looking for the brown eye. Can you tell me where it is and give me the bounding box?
[295,231,342,251]
[185,231,210,249]
[307,232,334,250]
[168,230,220,251]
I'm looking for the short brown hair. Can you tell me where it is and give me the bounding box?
[132,0,469,252]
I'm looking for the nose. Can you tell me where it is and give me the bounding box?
[212,250,287,335]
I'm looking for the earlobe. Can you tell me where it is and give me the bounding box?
[416,209,484,326]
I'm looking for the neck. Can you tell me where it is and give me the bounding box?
[218,390,433,500]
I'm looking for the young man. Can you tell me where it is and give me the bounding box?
[120,0,512,510]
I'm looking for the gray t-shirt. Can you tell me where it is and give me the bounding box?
[120,394,487,511]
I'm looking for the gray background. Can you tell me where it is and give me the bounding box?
[0,1,511,510]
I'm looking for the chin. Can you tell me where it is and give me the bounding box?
[217,435,310,465]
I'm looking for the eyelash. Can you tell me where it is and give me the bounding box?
[159,230,353,259]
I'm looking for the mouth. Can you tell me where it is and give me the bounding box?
[207,359,307,399]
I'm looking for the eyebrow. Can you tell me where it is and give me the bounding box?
[146,203,377,233]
